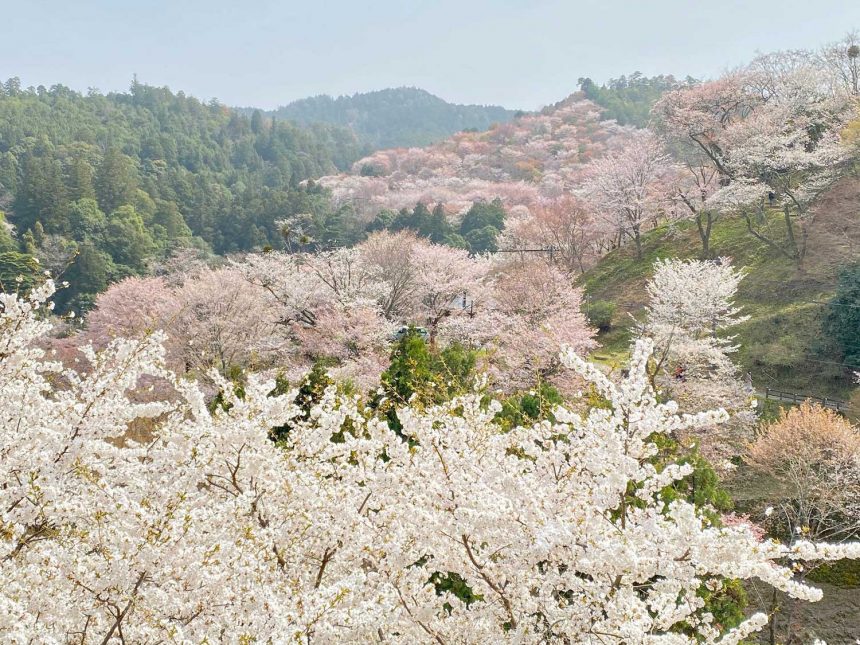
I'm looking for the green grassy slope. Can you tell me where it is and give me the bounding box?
[579,176,860,405]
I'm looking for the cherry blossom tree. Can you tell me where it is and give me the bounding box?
[241,249,394,387]
[657,56,854,266]
[501,197,600,273]
[582,129,675,258]
[645,258,748,337]
[243,234,593,393]
[3,282,859,642]
[819,31,860,96]
[397,236,488,341]
[304,231,488,342]
[749,402,860,543]
[171,267,286,377]
[748,401,860,644]
[83,275,182,353]
[652,74,758,177]
[353,231,423,319]
[481,257,595,392]
[639,258,754,453]
[82,269,284,382]
[708,59,854,265]
[652,73,762,257]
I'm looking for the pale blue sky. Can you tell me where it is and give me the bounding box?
[2,0,859,110]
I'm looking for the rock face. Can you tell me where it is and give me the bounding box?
[747,579,860,643]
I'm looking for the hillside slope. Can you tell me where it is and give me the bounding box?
[261,87,517,149]
[317,94,632,222]
[581,175,860,408]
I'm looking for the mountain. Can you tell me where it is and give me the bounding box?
[256,87,518,150]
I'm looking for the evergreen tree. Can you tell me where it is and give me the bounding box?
[460,198,505,235]
[826,262,860,368]
[95,148,138,214]
[104,205,155,271]
[427,203,451,243]
[0,212,15,252]
[66,198,106,242]
[66,155,96,202]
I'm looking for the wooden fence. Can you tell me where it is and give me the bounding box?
[761,387,850,413]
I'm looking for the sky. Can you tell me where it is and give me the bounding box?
[2,0,860,111]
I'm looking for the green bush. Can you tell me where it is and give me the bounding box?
[807,558,860,587]
[375,329,478,435]
[495,382,564,431]
[268,362,333,444]
[585,300,616,331]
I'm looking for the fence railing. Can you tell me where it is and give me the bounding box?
[761,387,850,412]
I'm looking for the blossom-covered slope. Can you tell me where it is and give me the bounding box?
[318,94,635,222]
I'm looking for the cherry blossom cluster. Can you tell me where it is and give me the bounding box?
[639,258,756,451]
[242,231,594,392]
[3,282,859,642]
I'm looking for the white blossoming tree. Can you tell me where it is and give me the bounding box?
[2,281,858,643]
[640,257,755,453]
[582,130,675,259]
[707,55,855,266]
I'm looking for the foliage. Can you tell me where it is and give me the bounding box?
[377,329,478,433]
[0,78,362,307]
[584,299,616,331]
[365,198,507,254]
[806,558,860,586]
[0,250,41,292]
[577,73,695,127]
[269,362,334,444]
[495,381,563,431]
[373,201,455,245]
[652,434,733,518]
[0,212,15,252]
[460,198,505,236]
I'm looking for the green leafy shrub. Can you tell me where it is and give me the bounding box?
[585,300,617,331]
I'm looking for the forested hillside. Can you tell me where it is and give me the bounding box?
[576,73,696,127]
[0,78,364,308]
[258,87,517,149]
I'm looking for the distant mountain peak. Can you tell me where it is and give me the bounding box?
[257,87,519,150]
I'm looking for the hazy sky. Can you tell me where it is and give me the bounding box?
[3,0,860,110]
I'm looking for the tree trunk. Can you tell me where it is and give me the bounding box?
[696,211,714,259]
[633,227,642,259]
[783,207,801,265]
